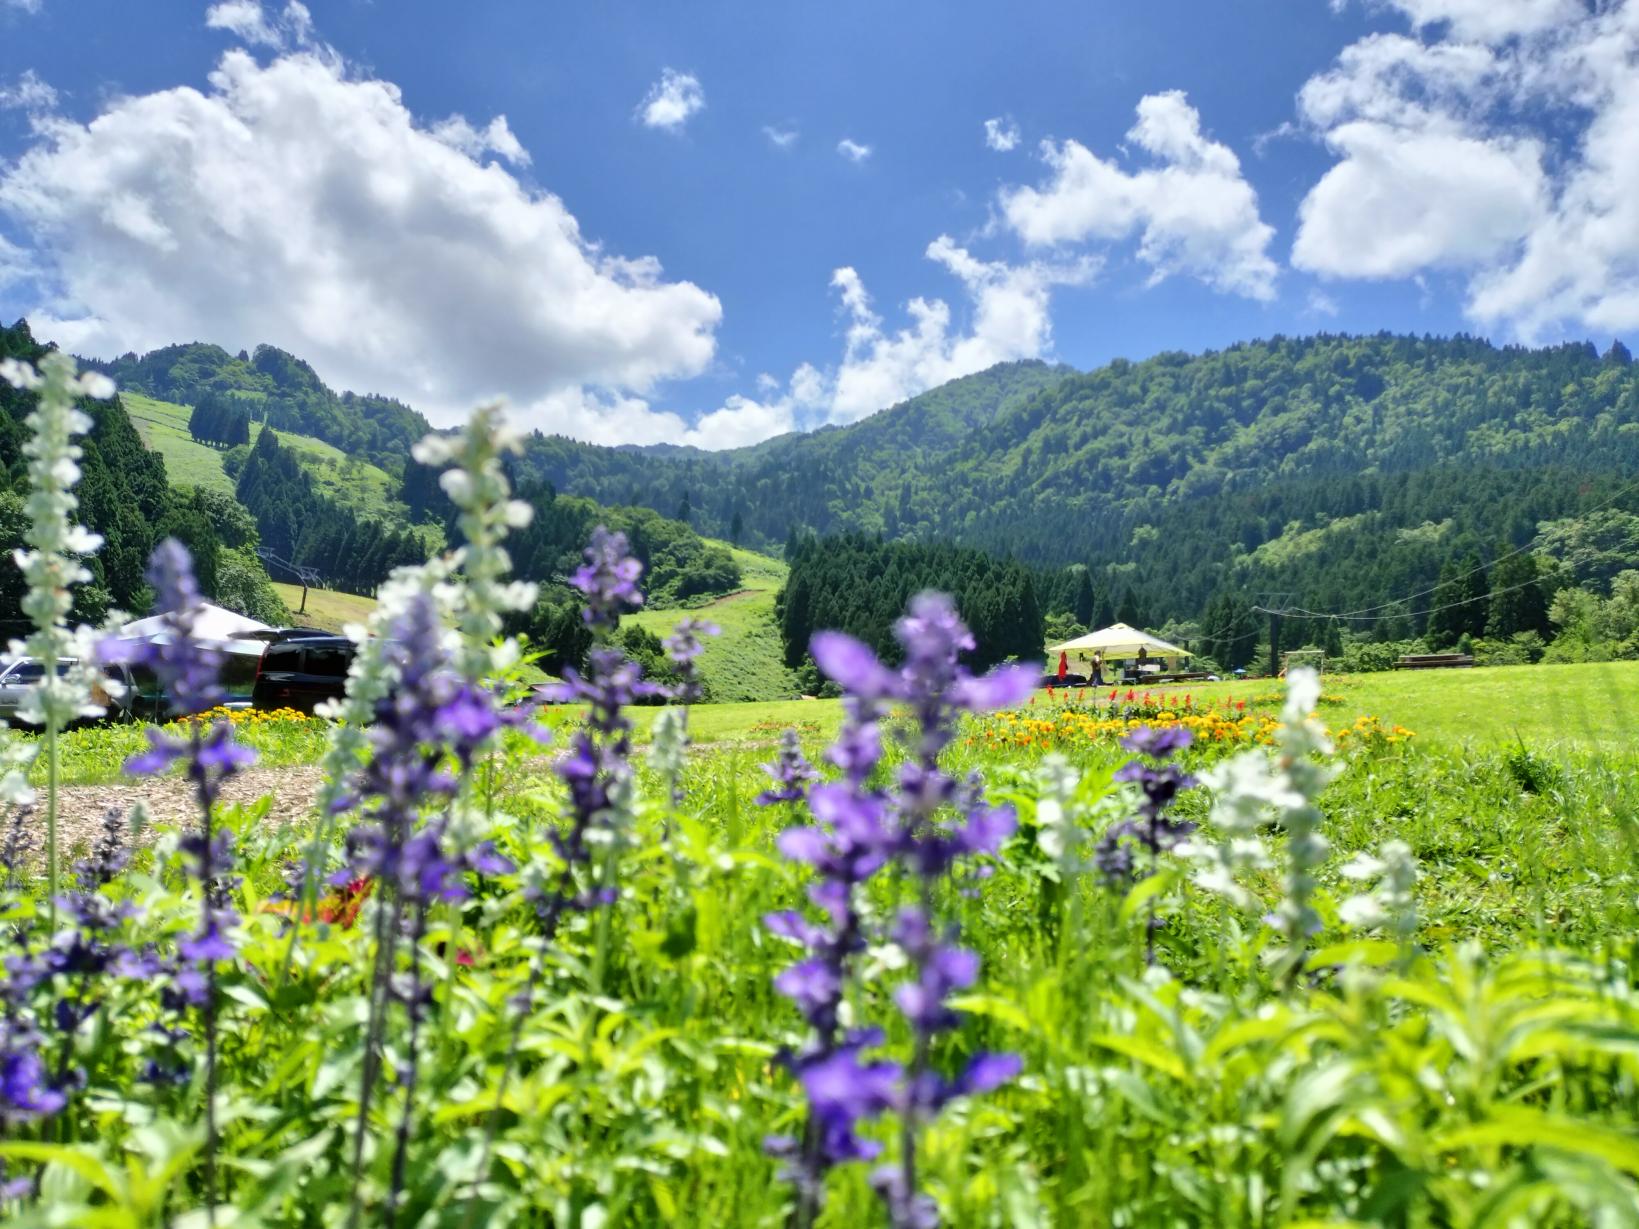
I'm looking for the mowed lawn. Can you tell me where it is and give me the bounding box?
[623,544,797,703]
[270,582,378,633]
[621,660,1639,755]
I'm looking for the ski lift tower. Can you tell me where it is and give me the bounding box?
[255,547,322,615]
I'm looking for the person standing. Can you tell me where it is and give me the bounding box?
[1091,651,1105,686]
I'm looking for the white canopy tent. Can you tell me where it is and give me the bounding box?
[121,604,274,658]
[1047,622,1192,661]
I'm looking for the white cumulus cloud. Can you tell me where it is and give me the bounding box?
[823,237,1096,423]
[206,1,314,50]
[0,69,56,113]
[429,114,530,166]
[638,69,704,132]
[1000,91,1278,300]
[1297,0,1639,338]
[1294,123,1547,277]
[983,116,1021,151]
[836,137,872,163]
[0,47,723,433]
[763,124,798,149]
[1371,0,1583,43]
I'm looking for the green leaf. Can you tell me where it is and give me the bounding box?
[1436,1108,1639,1175]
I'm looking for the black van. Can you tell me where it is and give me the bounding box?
[250,632,356,714]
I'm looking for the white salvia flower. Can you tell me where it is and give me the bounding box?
[77,372,116,400]
[314,556,457,818]
[649,706,689,801]
[1185,752,1279,912]
[1034,754,1082,861]
[4,352,114,733]
[0,352,114,885]
[413,404,536,684]
[410,433,459,466]
[1269,667,1339,950]
[0,357,42,391]
[1339,839,1418,941]
[1184,668,1339,963]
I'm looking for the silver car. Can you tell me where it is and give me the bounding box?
[0,657,136,726]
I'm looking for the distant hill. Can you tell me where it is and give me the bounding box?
[122,391,439,549]
[84,341,430,477]
[514,336,1639,625]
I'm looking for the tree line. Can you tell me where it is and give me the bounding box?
[777,535,1043,675]
[187,392,252,448]
[234,428,428,594]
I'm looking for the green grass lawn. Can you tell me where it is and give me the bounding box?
[618,659,1639,754]
[1082,662,1639,755]
[270,582,378,632]
[122,392,242,494]
[625,544,797,703]
[123,391,440,548]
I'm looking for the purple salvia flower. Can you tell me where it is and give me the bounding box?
[757,728,819,806]
[1110,725,1198,965]
[100,539,255,1219]
[471,528,656,1217]
[328,587,516,1223]
[662,617,719,705]
[769,591,1032,1228]
[571,525,645,633]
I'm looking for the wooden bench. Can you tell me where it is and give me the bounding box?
[1395,653,1475,669]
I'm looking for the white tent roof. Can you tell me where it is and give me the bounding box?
[1048,622,1193,659]
[121,604,273,657]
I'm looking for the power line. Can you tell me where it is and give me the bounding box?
[1289,470,1639,620]
[1254,552,1577,625]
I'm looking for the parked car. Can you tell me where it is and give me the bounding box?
[250,631,356,714]
[0,656,136,726]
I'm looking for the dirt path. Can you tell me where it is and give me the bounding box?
[42,764,327,857]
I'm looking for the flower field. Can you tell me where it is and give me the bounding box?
[3,359,1639,1227]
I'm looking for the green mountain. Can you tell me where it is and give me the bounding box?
[516,335,1639,626]
[85,341,430,476]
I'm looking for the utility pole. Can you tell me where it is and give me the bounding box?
[1254,592,1296,678]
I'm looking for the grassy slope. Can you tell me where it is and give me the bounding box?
[124,392,440,548]
[624,543,797,704]
[269,582,378,633]
[122,392,240,494]
[627,660,1639,754]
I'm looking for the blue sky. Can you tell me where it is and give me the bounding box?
[0,0,1634,446]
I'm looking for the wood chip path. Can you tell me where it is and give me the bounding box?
[38,765,327,858]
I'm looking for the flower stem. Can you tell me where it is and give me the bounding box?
[44,714,58,932]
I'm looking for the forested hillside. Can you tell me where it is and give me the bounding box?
[518,335,1639,627]
[0,320,287,625]
[86,341,430,475]
[779,535,1044,674]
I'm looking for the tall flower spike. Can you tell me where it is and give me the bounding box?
[1,352,117,922]
[411,406,537,684]
[467,528,651,1223]
[768,591,1034,1229]
[1268,668,1340,967]
[99,539,254,1221]
[757,728,819,806]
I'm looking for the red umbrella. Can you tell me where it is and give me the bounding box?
[1057,650,1068,681]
